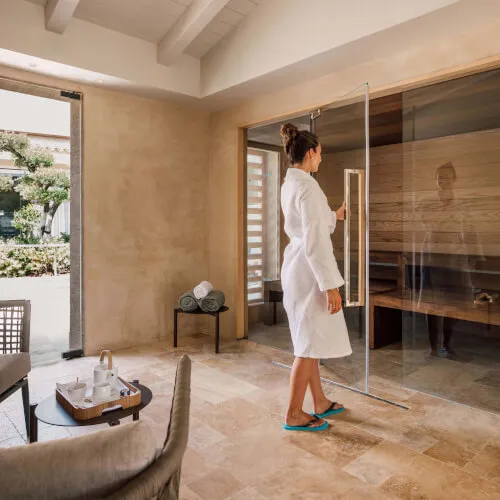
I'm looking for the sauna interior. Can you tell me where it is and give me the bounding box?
[246,68,500,413]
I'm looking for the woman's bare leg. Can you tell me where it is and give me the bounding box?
[286,357,325,427]
[309,360,343,415]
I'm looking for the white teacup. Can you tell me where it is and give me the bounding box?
[67,382,87,402]
[93,382,112,401]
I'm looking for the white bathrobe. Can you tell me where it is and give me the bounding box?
[281,167,352,359]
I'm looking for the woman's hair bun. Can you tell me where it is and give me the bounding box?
[280,122,319,165]
[280,123,299,146]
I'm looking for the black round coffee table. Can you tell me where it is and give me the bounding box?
[29,381,152,443]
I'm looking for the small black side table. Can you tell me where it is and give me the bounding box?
[174,306,229,354]
[29,381,152,443]
[269,290,284,325]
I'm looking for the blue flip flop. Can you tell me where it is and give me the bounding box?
[312,402,344,418]
[283,416,329,432]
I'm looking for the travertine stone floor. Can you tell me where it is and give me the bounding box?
[1,332,500,499]
[249,320,500,414]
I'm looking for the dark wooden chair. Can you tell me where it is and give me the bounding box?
[0,300,31,440]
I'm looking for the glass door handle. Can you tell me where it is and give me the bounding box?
[344,169,366,307]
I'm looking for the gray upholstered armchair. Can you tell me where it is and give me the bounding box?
[107,355,192,499]
[0,300,31,440]
[1,355,192,500]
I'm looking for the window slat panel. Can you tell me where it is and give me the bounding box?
[248,197,263,205]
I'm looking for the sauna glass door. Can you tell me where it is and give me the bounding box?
[401,69,500,414]
[313,83,370,393]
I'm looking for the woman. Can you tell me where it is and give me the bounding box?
[280,123,352,432]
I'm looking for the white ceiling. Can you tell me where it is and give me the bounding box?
[4,0,499,109]
[187,0,260,58]
[73,0,190,44]
[25,0,260,59]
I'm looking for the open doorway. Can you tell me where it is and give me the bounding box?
[0,79,82,366]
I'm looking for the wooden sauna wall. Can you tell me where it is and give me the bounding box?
[321,127,500,255]
[319,128,500,290]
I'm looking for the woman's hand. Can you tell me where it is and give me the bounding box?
[336,202,346,221]
[326,288,342,314]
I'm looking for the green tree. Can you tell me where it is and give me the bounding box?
[11,204,40,242]
[0,175,14,193]
[0,132,70,239]
[16,168,70,238]
[0,133,53,172]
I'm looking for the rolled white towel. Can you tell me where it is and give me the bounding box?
[194,280,213,300]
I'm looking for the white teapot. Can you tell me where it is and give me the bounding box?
[93,350,118,386]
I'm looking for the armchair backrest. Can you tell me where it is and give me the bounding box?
[106,355,192,500]
[0,300,31,354]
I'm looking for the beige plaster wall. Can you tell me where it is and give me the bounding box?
[0,66,211,355]
[207,19,500,339]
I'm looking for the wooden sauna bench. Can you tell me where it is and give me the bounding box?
[369,287,500,349]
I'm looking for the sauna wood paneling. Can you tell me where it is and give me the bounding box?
[318,128,500,258]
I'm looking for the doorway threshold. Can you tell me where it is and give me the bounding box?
[271,361,409,410]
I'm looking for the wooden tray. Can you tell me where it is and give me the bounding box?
[56,378,142,421]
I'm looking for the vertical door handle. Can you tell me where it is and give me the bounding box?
[344,169,366,307]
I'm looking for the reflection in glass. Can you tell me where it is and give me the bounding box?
[401,69,500,414]
[415,161,483,358]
